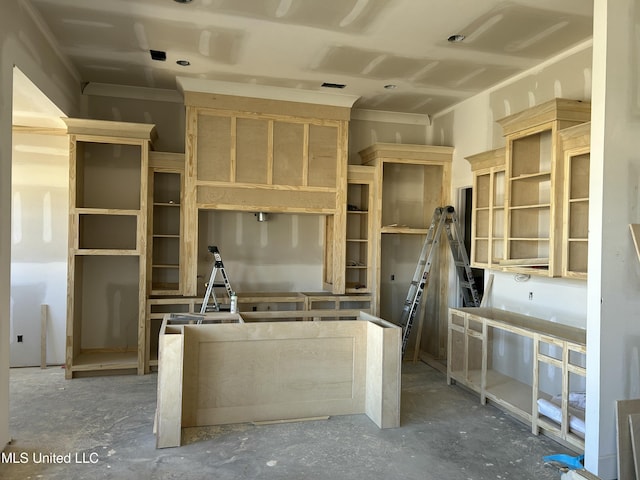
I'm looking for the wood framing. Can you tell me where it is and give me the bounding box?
[155,310,401,448]
[359,143,453,362]
[496,99,591,277]
[559,122,591,279]
[181,91,353,296]
[343,165,376,296]
[145,292,372,372]
[448,307,586,452]
[148,152,185,296]
[466,148,506,269]
[64,118,156,378]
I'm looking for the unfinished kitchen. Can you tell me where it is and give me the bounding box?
[2,1,639,480]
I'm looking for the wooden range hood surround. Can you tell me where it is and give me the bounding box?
[178,78,359,295]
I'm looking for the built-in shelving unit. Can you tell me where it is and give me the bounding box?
[345,165,375,293]
[496,98,591,277]
[466,148,506,269]
[359,143,452,360]
[559,122,591,279]
[148,152,184,295]
[448,307,586,452]
[64,118,156,378]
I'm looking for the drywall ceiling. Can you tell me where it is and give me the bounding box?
[26,0,593,116]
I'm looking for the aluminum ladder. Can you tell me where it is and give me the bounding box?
[200,245,235,314]
[399,206,481,357]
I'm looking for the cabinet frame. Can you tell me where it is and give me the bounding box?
[466,148,506,269]
[345,165,376,294]
[148,152,185,295]
[448,307,586,452]
[496,99,591,277]
[359,143,452,362]
[64,118,156,378]
[559,122,591,279]
[182,91,352,296]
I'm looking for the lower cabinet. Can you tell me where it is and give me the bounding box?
[448,307,586,452]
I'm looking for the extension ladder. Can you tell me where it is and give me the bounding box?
[200,246,235,314]
[399,206,481,356]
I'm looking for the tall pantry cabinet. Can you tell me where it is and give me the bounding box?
[64,119,156,378]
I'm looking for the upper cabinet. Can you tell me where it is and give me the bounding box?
[466,148,506,269]
[559,122,591,279]
[496,99,591,277]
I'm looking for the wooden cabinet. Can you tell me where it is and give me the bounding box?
[64,118,156,378]
[466,148,506,269]
[448,307,586,452]
[148,152,184,295]
[181,87,355,295]
[145,292,372,372]
[496,98,590,276]
[359,143,452,360]
[559,122,590,279]
[345,165,375,294]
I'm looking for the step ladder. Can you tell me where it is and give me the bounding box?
[200,246,235,315]
[398,206,481,356]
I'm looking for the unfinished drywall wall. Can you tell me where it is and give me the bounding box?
[11,131,68,366]
[586,0,640,477]
[83,89,185,153]
[348,110,429,164]
[197,210,324,294]
[1,0,80,449]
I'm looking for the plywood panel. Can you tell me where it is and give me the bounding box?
[273,122,304,185]
[156,330,184,448]
[308,125,338,188]
[77,142,142,209]
[156,313,400,447]
[197,185,336,212]
[181,320,367,427]
[364,316,401,428]
[236,118,269,184]
[196,114,231,182]
[617,399,640,480]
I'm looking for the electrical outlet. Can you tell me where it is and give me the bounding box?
[17,335,23,343]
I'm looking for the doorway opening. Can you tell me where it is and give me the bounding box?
[458,186,484,305]
[10,66,68,368]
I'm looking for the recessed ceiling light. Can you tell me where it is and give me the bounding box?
[447,34,466,43]
[384,84,397,89]
[176,60,190,66]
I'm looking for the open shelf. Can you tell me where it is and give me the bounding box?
[65,118,155,378]
[72,350,138,372]
[448,307,587,452]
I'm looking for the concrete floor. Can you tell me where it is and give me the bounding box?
[0,362,574,480]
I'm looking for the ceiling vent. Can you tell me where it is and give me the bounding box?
[150,50,167,61]
[321,82,347,89]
